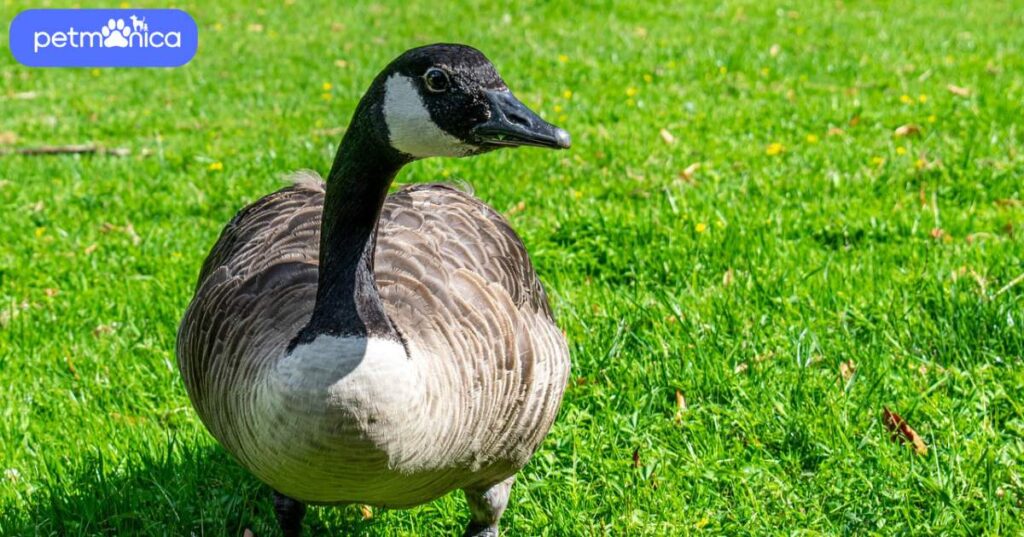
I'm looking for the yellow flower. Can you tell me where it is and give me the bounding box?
[213,22,223,31]
[208,161,224,171]
[765,142,784,156]
[562,89,573,99]
[719,66,728,75]
[119,1,130,7]
[918,94,928,103]
[928,114,937,123]
[696,517,710,529]
[322,82,332,91]
[896,146,907,155]
[441,169,451,178]
[695,223,708,233]
[557,54,569,63]
[91,68,101,77]
[553,105,563,113]
[35,226,46,238]
[643,74,653,83]
[915,158,926,169]
[626,86,638,97]
[900,94,913,105]
[871,156,885,166]
[805,134,819,144]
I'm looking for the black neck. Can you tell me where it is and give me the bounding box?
[295,103,409,345]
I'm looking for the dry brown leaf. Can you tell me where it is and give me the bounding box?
[722,268,734,287]
[93,323,118,336]
[44,288,59,298]
[882,407,928,455]
[84,243,98,255]
[769,44,781,57]
[0,132,17,145]
[680,162,700,183]
[839,360,856,381]
[247,23,264,33]
[947,84,971,97]
[632,448,641,468]
[930,227,945,240]
[243,529,255,537]
[334,59,348,69]
[995,198,1022,208]
[360,505,373,520]
[827,127,846,137]
[65,355,79,380]
[894,124,922,138]
[506,201,526,216]
[675,389,687,412]
[734,362,749,374]
[659,128,675,145]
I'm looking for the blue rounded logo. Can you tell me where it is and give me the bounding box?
[9,9,198,67]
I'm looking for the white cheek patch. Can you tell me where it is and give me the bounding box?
[383,74,475,158]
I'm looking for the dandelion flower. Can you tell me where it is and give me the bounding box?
[900,94,913,105]
[928,114,937,123]
[626,87,638,97]
[871,156,885,166]
[918,94,928,103]
[695,223,708,233]
[562,89,573,99]
[719,66,728,75]
[766,142,784,156]
[805,134,819,144]
[322,82,332,91]
[208,161,224,171]
[558,54,569,64]
[643,74,653,83]
[896,146,907,155]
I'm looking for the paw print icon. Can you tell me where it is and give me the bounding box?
[101,18,131,48]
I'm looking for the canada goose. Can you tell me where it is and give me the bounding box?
[177,44,571,536]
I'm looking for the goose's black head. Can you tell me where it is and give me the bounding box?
[363,43,571,159]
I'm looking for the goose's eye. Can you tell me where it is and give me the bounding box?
[423,68,450,93]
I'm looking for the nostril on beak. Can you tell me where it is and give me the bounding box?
[505,111,532,128]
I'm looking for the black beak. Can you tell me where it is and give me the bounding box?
[472,90,571,150]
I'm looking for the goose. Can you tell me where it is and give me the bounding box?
[176,44,571,536]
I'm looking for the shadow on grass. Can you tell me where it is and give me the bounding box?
[0,441,391,536]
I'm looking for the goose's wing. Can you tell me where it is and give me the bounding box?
[378,183,555,320]
[375,184,569,471]
[177,176,325,423]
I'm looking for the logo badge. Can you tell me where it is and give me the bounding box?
[9,9,198,67]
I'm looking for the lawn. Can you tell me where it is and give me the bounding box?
[1,0,1023,535]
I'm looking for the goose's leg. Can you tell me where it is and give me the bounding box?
[273,491,307,537]
[462,476,515,537]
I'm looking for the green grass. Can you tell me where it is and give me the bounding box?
[2,0,1023,534]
